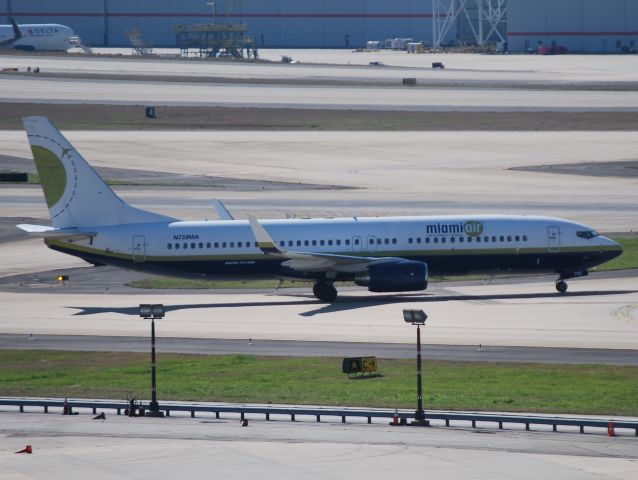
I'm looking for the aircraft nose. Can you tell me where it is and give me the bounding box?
[602,236,623,260]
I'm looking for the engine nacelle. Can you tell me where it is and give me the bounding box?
[355,260,428,293]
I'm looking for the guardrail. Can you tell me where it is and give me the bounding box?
[1,398,636,436]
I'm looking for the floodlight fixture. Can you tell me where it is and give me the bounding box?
[139,304,152,318]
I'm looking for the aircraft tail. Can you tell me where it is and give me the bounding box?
[10,18,22,41]
[22,116,175,228]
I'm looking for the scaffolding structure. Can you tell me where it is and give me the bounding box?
[432,0,507,48]
[174,22,257,58]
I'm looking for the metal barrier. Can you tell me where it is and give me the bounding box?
[1,398,636,436]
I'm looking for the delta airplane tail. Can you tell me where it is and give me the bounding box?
[22,117,174,229]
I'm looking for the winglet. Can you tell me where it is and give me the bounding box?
[247,216,283,254]
[212,199,234,220]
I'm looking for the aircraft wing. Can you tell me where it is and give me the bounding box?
[16,224,96,242]
[248,216,399,273]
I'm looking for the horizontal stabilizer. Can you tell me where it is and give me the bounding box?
[16,224,96,241]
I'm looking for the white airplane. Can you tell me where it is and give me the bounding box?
[0,18,81,51]
[17,117,622,302]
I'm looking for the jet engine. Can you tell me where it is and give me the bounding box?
[355,260,428,292]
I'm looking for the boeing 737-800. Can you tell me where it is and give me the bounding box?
[0,19,81,51]
[17,117,622,302]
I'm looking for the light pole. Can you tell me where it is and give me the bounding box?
[139,304,165,417]
[403,309,430,426]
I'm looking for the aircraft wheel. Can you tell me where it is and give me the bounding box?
[313,282,338,302]
[555,280,568,293]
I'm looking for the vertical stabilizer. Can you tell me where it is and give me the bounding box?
[23,116,175,228]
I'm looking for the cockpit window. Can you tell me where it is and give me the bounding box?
[577,230,598,239]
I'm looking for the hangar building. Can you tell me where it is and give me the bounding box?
[1,0,637,53]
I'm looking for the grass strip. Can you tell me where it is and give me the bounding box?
[0,351,636,416]
[595,236,638,271]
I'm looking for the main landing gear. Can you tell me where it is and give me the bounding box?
[313,281,337,302]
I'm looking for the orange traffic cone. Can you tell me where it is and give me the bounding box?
[16,445,32,454]
[608,420,616,437]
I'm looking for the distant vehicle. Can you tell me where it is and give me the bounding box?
[18,117,623,302]
[537,45,568,55]
[369,61,384,66]
[0,18,81,51]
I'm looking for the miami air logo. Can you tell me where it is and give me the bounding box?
[426,220,485,237]
[464,220,484,237]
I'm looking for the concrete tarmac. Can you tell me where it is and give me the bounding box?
[0,275,636,349]
[1,131,637,231]
[1,411,637,480]
[3,75,638,111]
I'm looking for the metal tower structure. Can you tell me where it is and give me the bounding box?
[432,0,507,48]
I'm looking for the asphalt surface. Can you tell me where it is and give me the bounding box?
[2,333,637,366]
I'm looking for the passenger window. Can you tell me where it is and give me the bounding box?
[500,236,504,242]
[425,238,430,244]
[206,242,211,248]
[523,235,528,241]
[346,239,351,245]
[297,240,302,247]
[393,238,397,244]
[491,236,496,242]
[190,243,196,249]
[441,237,446,243]
[515,236,520,242]
[336,239,341,246]
[476,237,481,243]
[222,242,227,248]
[288,241,293,247]
[183,243,188,249]
[312,240,317,246]
[434,238,439,244]
[507,236,512,242]
[320,240,325,246]
[167,243,172,249]
[175,243,180,249]
[230,242,235,248]
[238,242,243,248]
[459,237,464,243]
[450,237,455,243]
[328,240,333,246]
[483,237,488,243]
[377,238,382,245]
[353,239,358,245]
[199,242,203,249]
[305,240,309,246]
[214,242,219,248]
[467,237,472,243]
[409,238,413,244]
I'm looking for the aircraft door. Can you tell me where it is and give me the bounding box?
[132,235,146,262]
[351,236,362,253]
[366,235,378,252]
[547,226,560,252]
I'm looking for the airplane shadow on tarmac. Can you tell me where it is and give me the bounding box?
[68,289,637,317]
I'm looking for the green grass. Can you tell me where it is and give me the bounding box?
[0,351,636,416]
[596,236,638,271]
